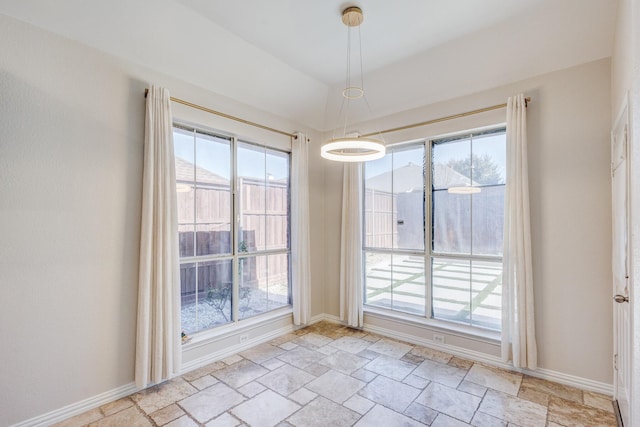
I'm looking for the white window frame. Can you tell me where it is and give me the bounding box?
[174,123,292,337]
[362,126,506,335]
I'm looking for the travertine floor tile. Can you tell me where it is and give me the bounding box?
[366,338,412,359]
[131,378,198,414]
[88,406,151,427]
[287,396,360,427]
[100,397,134,417]
[413,358,467,388]
[343,394,375,414]
[212,359,268,389]
[465,364,522,396]
[358,375,421,412]
[416,382,480,423]
[404,402,438,425]
[354,404,426,426]
[518,375,582,405]
[181,361,226,382]
[318,350,369,374]
[293,332,333,349]
[256,364,315,395]
[164,415,198,427]
[239,343,285,364]
[230,390,299,427]
[364,354,417,381]
[237,381,266,397]
[328,336,372,354]
[431,413,470,427]
[277,346,325,369]
[547,396,617,427]
[306,370,365,403]
[150,404,185,426]
[190,374,218,390]
[448,356,474,370]
[288,387,317,405]
[52,408,103,427]
[583,391,614,413]
[478,389,547,427]
[410,346,453,364]
[204,412,242,427]
[471,411,507,427]
[178,382,245,423]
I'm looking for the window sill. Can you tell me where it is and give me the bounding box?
[363,306,500,345]
[182,306,294,351]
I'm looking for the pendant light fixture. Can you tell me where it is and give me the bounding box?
[321,6,385,162]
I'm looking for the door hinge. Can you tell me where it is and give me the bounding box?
[614,353,618,371]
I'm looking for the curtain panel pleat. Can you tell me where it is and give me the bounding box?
[291,133,311,325]
[135,86,182,388]
[340,163,364,328]
[502,93,537,369]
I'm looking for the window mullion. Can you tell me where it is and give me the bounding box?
[425,139,433,321]
[232,136,239,324]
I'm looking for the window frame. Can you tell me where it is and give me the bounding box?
[174,122,292,337]
[362,126,506,334]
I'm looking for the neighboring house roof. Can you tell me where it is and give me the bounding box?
[365,162,474,193]
[175,156,228,185]
[175,156,287,186]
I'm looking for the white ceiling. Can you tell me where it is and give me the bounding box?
[0,0,618,130]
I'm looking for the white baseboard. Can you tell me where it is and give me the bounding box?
[10,382,138,427]
[363,321,614,396]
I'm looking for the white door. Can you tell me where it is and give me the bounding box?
[612,104,631,426]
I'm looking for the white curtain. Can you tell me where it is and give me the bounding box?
[340,163,364,328]
[291,133,311,326]
[502,93,537,369]
[135,86,182,388]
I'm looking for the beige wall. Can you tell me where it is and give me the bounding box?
[0,15,319,426]
[321,58,613,384]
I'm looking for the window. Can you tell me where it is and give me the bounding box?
[364,145,426,316]
[174,125,291,335]
[364,128,506,331]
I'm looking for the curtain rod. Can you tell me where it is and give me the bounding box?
[361,97,531,138]
[144,89,296,138]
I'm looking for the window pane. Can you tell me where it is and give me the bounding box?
[198,260,233,330]
[239,253,290,320]
[432,138,472,190]
[238,142,266,253]
[432,258,471,324]
[432,189,471,254]
[364,252,425,315]
[432,258,502,330]
[174,128,195,183]
[471,186,505,256]
[178,224,194,257]
[365,252,392,309]
[266,150,289,251]
[196,132,231,184]
[392,147,425,251]
[180,262,197,333]
[196,224,231,256]
[470,132,506,185]
[364,155,393,248]
[471,260,502,330]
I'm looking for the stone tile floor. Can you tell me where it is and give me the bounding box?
[53,321,617,427]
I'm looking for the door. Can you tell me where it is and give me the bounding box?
[612,104,631,426]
